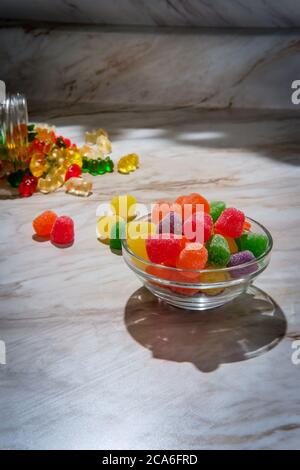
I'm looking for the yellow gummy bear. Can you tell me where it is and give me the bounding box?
[85,128,108,144]
[64,148,83,168]
[111,194,137,221]
[117,153,139,174]
[126,221,156,261]
[65,176,92,197]
[29,152,47,178]
[38,165,66,193]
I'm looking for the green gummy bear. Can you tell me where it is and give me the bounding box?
[88,159,99,176]
[207,234,230,266]
[237,233,268,258]
[104,157,114,173]
[96,159,106,175]
[7,170,26,188]
[82,157,89,173]
[210,201,226,223]
[110,220,126,251]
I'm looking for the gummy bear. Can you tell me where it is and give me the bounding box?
[183,212,213,243]
[227,250,257,277]
[110,220,126,251]
[214,207,245,238]
[236,233,268,258]
[64,164,82,182]
[29,152,47,178]
[18,174,37,197]
[33,210,58,238]
[176,243,208,279]
[65,176,92,197]
[7,170,26,188]
[104,157,114,173]
[210,201,226,223]
[50,216,74,246]
[64,148,82,168]
[117,153,139,174]
[207,234,230,267]
[111,194,137,221]
[146,234,185,267]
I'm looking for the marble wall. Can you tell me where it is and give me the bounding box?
[1,0,300,28]
[0,24,299,111]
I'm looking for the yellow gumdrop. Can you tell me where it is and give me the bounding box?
[29,153,47,178]
[224,236,238,254]
[97,215,123,244]
[126,221,156,260]
[117,153,139,174]
[111,194,137,221]
[200,267,230,296]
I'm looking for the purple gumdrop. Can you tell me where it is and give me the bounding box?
[228,250,257,278]
[158,212,183,235]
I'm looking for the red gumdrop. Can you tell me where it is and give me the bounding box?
[18,174,37,197]
[183,212,213,243]
[50,215,74,246]
[146,234,185,266]
[214,207,245,238]
[64,164,82,182]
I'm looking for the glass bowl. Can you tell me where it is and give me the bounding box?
[122,216,273,310]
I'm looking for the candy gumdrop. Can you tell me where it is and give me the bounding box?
[111,194,137,221]
[146,234,185,267]
[236,233,268,258]
[175,192,210,215]
[50,216,74,246]
[183,212,213,243]
[227,250,257,277]
[207,234,230,267]
[33,210,58,238]
[176,243,208,279]
[210,200,226,223]
[158,212,182,236]
[214,207,245,238]
[127,221,156,260]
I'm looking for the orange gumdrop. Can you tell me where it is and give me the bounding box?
[176,193,210,218]
[243,220,252,231]
[33,210,58,238]
[176,243,208,279]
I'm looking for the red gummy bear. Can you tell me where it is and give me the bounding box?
[64,164,82,182]
[183,212,213,243]
[18,174,37,197]
[214,207,245,238]
[146,234,185,266]
[50,215,74,246]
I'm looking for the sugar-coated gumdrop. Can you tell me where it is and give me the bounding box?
[33,210,58,238]
[210,201,226,223]
[227,250,257,277]
[224,236,238,254]
[111,194,137,221]
[50,216,74,246]
[175,193,210,215]
[183,212,213,243]
[207,234,230,267]
[109,220,126,251]
[127,221,156,260]
[214,207,245,238]
[236,233,268,258]
[200,267,230,295]
[176,243,208,278]
[151,201,182,224]
[18,174,38,197]
[64,164,82,182]
[146,234,185,266]
[158,212,182,236]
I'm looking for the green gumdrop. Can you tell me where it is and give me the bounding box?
[104,157,114,173]
[88,159,98,176]
[210,201,226,223]
[110,220,126,251]
[96,159,106,175]
[207,234,230,266]
[237,233,268,258]
[7,170,25,188]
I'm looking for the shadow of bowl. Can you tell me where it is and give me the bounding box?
[124,285,287,372]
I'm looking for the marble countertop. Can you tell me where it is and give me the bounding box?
[0,108,300,449]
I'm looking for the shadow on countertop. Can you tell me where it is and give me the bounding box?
[124,285,287,372]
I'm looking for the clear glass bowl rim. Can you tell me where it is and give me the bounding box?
[121,215,273,275]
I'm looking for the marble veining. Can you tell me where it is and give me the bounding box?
[0,25,299,110]
[0,108,300,449]
[1,0,300,28]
